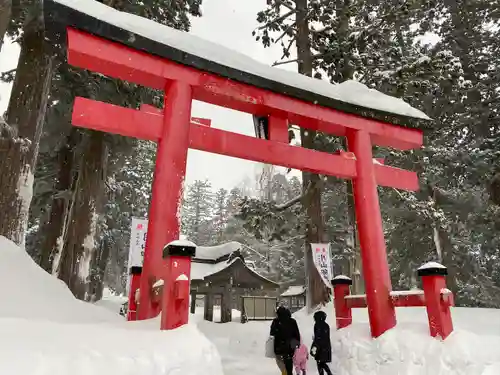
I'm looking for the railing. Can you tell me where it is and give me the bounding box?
[331,262,454,340]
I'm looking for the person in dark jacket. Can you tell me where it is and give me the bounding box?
[270,306,301,375]
[310,311,332,375]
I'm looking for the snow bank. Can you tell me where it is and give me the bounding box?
[295,303,500,375]
[0,236,119,323]
[0,317,223,375]
[93,287,128,315]
[0,236,224,375]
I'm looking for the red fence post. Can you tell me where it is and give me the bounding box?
[161,240,196,330]
[127,266,142,321]
[418,262,454,340]
[347,130,396,338]
[138,81,193,320]
[331,275,353,329]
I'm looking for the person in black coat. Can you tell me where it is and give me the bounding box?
[270,306,301,375]
[310,311,333,375]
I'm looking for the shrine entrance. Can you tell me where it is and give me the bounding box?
[43,0,451,339]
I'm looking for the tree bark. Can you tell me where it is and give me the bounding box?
[0,7,54,246]
[295,0,329,310]
[55,131,108,300]
[39,129,79,271]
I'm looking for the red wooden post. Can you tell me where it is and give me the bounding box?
[127,266,142,321]
[138,81,193,319]
[331,275,353,329]
[161,240,196,330]
[347,130,396,337]
[418,262,454,339]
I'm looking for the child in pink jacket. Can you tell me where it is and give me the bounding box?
[293,341,309,375]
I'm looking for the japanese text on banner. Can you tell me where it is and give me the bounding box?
[311,243,333,288]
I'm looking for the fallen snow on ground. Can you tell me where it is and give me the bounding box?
[93,287,128,315]
[0,236,223,375]
[196,303,500,375]
[0,236,119,323]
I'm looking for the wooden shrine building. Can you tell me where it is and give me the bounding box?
[280,285,306,313]
[190,242,279,323]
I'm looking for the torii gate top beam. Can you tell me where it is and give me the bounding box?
[44,0,427,151]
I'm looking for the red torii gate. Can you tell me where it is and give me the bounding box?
[44,0,443,338]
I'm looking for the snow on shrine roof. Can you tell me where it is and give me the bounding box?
[191,257,278,286]
[44,0,430,124]
[281,285,306,297]
[194,242,242,261]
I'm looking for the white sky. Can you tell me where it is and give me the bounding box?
[0,0,299,191]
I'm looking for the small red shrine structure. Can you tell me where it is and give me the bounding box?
[45,0,454,338]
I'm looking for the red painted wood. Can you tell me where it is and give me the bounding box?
[347,129,396,338]
[268,116,289,143]
[421,275,454,339]
[333,284,353,329]
[140,104,211,127]
[161,257,192,330]
[189,125,356,179]
[66,28,423,151]
[72,98,419,191]
[390,293,426,307]
[345,295,368,309]
[138,81,193,321]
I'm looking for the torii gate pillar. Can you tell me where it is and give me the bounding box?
[348,130,396,336]
[138,81,193,320]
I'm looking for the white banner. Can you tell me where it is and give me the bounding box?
[126,217,148,294]
[311,243,333,288]
[128,217,148,268]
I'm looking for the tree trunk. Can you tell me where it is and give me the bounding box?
[88,235,111,302]
[295,0,329,310]
[55,131,108,300]
[39,129,79,272]
[0,0,11,52]
[0,7,54,246]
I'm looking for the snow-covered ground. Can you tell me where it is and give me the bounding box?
[196,304,500,375]
[3,234,500,375]
[0,236,223,375]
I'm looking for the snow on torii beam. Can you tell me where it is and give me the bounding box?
[72,97,419,191]
[66,28,423,151]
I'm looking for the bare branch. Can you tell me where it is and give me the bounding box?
[275,22,297,44]
[258,9,296,30]
[272,53,324,67]
[275,180,316,211]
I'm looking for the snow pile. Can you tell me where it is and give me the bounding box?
[295,304,500,375]
[0,236,119,323]
[195,300,500,375]
[49,0,430,120]
[93,287,128,315]
[0,318,223,375]
[0,236,224,375]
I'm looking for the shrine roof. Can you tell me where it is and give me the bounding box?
[195,242,242,262]
[44,0,430,125]
[191,257,279,288]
